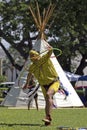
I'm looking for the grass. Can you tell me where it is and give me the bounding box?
[0,107,87,130]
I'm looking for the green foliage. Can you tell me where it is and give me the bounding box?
[0,75,7,83]
[0,75,7,99]
[0,87,8,98]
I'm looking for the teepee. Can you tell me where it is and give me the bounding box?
[1,2,84,108]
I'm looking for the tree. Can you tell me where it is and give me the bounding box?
[50,0,87,74]
[0,0,87,75]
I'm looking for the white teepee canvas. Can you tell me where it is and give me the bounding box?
[33,39,84,107]
[1,39,84,108]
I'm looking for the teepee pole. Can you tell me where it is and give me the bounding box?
[29,2,56,39]
[29,5,40,29]
[42,4,56,29]
[36,1,42,27]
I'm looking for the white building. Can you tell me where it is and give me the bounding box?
[0,48,6,75]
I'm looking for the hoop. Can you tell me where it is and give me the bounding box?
[51,48,62,58]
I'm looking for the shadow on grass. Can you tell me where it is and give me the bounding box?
[0,123,42,127]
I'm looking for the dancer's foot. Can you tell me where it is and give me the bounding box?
[42,115,52,126]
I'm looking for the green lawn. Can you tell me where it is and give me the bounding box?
[0,107,87,130]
